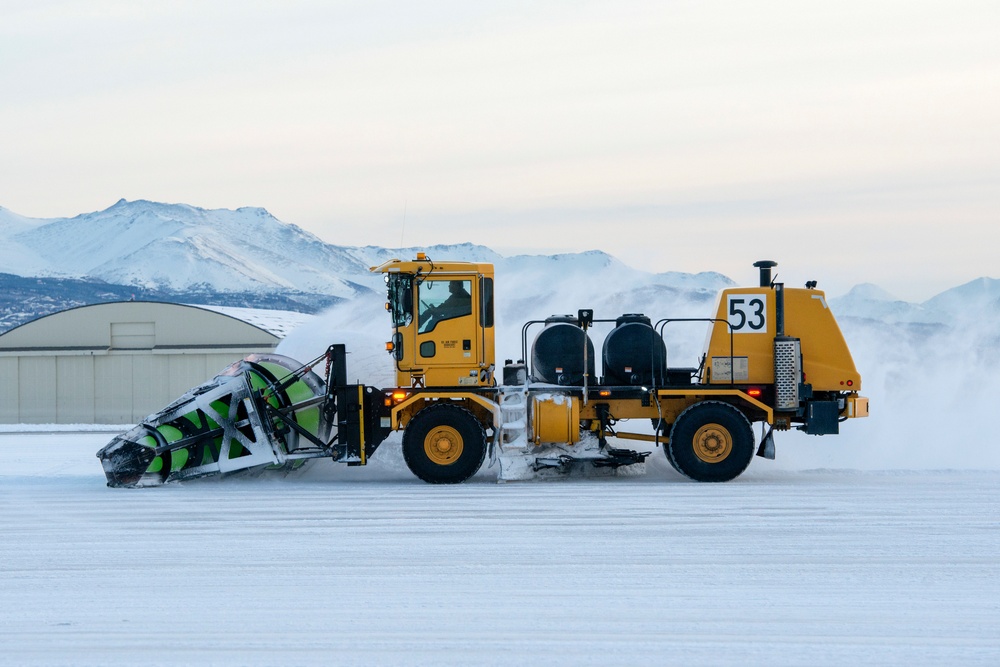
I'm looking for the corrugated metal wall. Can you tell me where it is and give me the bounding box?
[0,303,284,424]
[1,351,252,423]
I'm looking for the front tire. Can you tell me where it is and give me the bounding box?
[667,401,754,482]
[402,404,487,484]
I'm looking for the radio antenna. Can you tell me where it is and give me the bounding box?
[399,199,407,251]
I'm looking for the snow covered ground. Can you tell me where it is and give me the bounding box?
[2,431,998,666]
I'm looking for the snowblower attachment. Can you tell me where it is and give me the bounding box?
[97,345,370,488]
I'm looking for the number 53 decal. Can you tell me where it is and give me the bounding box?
[727,294,768,332]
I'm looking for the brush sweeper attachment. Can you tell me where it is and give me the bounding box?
[97,348,353,488]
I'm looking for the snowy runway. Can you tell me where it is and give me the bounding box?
[2,432,998,666]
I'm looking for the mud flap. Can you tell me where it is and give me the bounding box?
[756,426,776,459]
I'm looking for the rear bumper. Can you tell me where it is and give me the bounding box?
[845,394,869,419]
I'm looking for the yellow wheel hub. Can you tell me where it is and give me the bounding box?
[424,426,464,466]
[692,423,733,463]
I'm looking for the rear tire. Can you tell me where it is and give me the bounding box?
[667,401,754,482]
[402,404,487,484]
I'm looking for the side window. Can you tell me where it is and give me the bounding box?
[480,277,494,328]
[418,279,473,333]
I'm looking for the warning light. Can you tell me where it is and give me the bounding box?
[385,341,395,352]
[846,380,854,387]
[392,391,409,403]
[747,387,763,397]
[599,390,611,397]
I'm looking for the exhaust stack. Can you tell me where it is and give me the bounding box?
[753,260,777,287]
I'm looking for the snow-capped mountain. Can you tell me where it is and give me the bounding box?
[1,200,734,300]
[0,206,53,277]
[5,200,375,297]
[829,278,1000,325]
[922,277,1000,324]
[0,200,742,333]
[828,284,935,323]
[2,199,997,335]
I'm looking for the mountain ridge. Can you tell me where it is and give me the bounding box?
[1,200,996,333]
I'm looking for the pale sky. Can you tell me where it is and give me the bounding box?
[2,0,998,301]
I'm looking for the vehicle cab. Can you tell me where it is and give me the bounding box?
[372,254,496,388]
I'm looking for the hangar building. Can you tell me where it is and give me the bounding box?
[0,302,311,424]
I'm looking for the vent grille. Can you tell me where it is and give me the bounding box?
[774,338,801,410]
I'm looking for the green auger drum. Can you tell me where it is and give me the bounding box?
[96,345,379,487]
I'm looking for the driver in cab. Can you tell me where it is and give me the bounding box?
[419,280,472,332]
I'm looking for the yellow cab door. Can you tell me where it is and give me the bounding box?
[415,276,483,386]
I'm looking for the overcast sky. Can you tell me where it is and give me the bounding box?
[2,1,998,300]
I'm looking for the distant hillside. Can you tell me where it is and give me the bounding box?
[0,273,344,333]
[2,199,998,337]
[0,199,737,332]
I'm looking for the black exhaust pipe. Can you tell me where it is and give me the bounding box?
[753,260,777,287]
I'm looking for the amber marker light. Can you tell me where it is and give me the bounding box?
[599,390,611,397]
[392,391,409,403]
[385,341,394,352]
[747,387,763,397]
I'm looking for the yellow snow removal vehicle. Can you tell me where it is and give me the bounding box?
[97,257,868,486]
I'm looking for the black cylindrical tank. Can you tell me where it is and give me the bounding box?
[602,314,667,386]
[530,315,596,386]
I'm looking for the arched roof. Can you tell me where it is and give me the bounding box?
[0,301,304,351]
